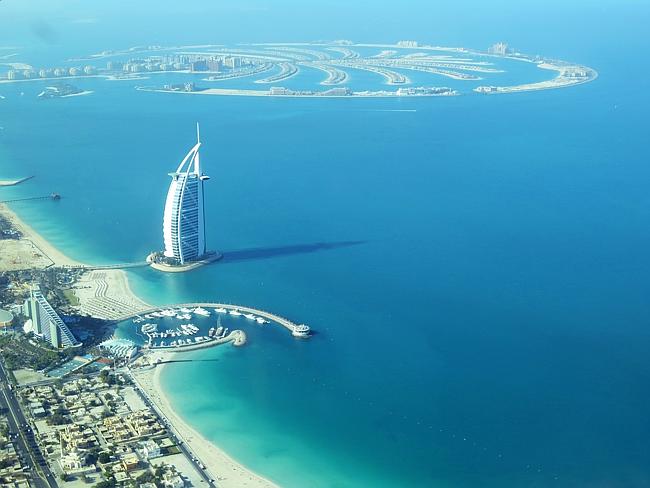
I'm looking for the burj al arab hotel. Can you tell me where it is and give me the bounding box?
[162,124,210,264]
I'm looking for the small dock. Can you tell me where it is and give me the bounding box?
[0,192,61,204]
[209,303,310,338]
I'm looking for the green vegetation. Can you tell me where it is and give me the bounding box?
[163,445,181,455]
[48,412,69,425]
[99,370,116,385]
[98,452,112,464]
[62,288,80,306]
[93,480,116,488]
[0,333,60,370]
[136,471,156,484]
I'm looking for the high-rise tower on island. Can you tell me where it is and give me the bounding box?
[162,124,210,264]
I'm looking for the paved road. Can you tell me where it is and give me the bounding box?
[0,362,57,488]
[124,369,216,487]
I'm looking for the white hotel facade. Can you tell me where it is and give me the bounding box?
[162,124,210,264]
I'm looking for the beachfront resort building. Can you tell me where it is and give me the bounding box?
[162,124,210,264]
[23,284,80,349]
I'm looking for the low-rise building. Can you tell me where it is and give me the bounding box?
[121,452,140,472]
[138,439,161,459]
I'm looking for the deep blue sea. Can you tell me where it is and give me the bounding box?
[2,2,650,487]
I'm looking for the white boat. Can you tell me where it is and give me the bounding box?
[180,307,192,313]
[194,307,211,316]
[244,313,257,320]
[214,307,228,314]
[229,309,242,316]
[141,323,158,334]
[255,317,268,324]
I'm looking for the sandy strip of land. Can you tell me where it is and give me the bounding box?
[0,203,83,267]
[60,90,94,98]
[0,176,34,187]
[474,63,598,95]
[132,362,279,488]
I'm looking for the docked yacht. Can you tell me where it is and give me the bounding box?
[214,307,228,314]
[194,307,211,316]
[229,309,243,316]
[141,323,158,334]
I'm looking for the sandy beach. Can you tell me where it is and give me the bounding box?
[132,361,279,488]
[0,202,84,268]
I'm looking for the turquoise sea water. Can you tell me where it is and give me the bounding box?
[2,2,650,487]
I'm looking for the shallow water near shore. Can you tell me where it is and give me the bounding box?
[2,7,650,487]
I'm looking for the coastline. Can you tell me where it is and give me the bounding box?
[0,202,84,267]
[0,202,279,487]
[132,360,279,488]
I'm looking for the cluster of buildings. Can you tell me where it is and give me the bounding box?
[0,416,28,488]
[268,86,354,96]
[107,53,253,74]
[17,375,192,486]
[3,53,257,82]
[161,82,199,93]
[395,86,457,96]
[397,40,419,48]
[6,66,96,81]
[487,42,514,56]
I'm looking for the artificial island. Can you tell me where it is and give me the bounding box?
[0,40,597,101]
[146,124,221,273]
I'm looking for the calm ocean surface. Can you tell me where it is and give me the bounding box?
[2,2,650,486]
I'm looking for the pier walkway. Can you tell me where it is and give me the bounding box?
[0,193,61,204]
[130,302,310,338]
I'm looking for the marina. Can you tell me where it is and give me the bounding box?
[124,302,310,351]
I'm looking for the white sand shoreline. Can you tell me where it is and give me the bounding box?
[132,360,279,488]
[0,202,84,267]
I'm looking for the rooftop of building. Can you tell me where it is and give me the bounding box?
[0,309,14,324]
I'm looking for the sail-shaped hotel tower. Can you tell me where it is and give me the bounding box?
[162,124,210,264]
